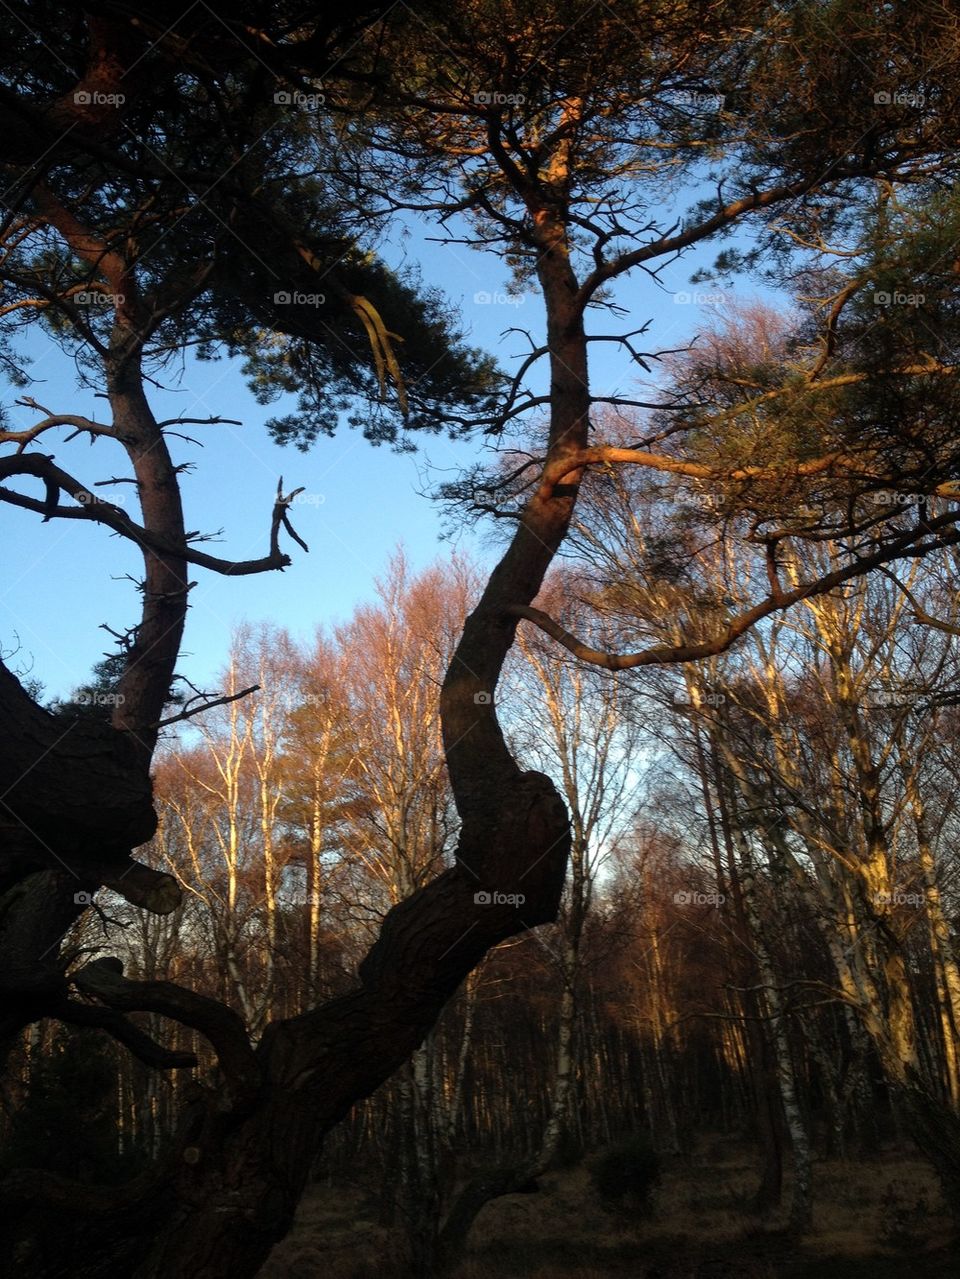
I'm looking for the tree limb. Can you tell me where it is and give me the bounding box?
[508,513,960,669]
[0,454,301,575]
[72,957,260,1097]
[151,685,260,730]
[53,998,198,1070]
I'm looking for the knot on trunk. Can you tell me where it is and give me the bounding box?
[462,768,570,927]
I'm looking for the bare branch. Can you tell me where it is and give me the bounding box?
[0,454,301,575]
[877,565,960,636]
[53,999,198,1070]
[157,415,242,428]
[152,684,260,730]
[0,398,115,452]
[575,178,832,310]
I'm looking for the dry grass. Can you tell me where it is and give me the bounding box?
[259,1136,959,1277]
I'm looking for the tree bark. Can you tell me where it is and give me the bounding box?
[738,839,813,1233]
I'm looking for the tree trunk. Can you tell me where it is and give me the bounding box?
[739,842,813,1232]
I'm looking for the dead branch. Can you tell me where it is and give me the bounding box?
[0,397,115,452]
[0,454,303,575]
[152,684,260,730]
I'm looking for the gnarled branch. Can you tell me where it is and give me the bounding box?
[508,511,960,669]
[53,998,197,1070]
[72,958,260,1097]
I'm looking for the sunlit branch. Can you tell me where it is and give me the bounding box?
[152,684,260,731]
[537,435,960,501]
[508,513,960,670]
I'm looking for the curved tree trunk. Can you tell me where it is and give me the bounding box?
[0,75,590,1279]
[0,140,587,1278]
[1,755,570,1278]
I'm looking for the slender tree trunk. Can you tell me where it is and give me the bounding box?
[905,772,960,1109]
[398,1038,442,1276]
[308,776,324,1001]
[446,971,477,1146]
[647,928,680,1154]
[738,837,813,1232]
[540,941,578,1166]
[708,733,784,1215]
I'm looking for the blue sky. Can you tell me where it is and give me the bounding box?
[1,209,766,701]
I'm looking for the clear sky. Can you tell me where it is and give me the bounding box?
[1,208,767,701]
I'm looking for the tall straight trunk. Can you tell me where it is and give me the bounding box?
[446,971,477,1145]
[399,1037,441,1276]
[539,940,578,1165]
[738,836,813,1232]
[903,768,960,1108]
[797,1007,846,1156]
[691,714,777,1185]
[708,730,784,1214]
[716,743,816,1223]
[929,922,960,1108]
[647,927,680,1154]
[307,774,324,1001]
[260,773,277,1031]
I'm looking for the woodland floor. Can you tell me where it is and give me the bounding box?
[259,1134,960,1277]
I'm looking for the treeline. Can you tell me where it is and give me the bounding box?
[7,499,960,1264]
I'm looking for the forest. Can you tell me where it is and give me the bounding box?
[3,2,960,1276]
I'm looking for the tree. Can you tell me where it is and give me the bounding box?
[567,427,960,1221]
[431,574,638,1269]
[5,3,960,1274]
